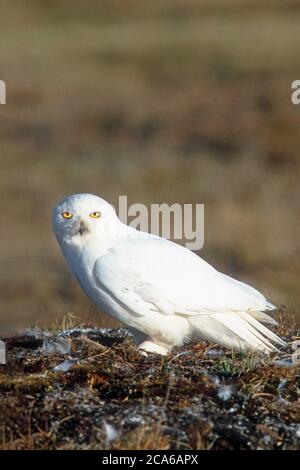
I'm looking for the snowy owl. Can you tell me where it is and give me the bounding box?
[53,193,285,355]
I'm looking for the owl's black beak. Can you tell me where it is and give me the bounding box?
[78,220,89,236]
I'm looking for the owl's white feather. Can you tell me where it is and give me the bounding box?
[53,193,285,355]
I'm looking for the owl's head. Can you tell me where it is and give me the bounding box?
[53,193,119,245]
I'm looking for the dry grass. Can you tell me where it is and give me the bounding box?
[0,313,299,450]
[112,425,170,451]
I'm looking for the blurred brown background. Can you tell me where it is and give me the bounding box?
[1,0,300,334]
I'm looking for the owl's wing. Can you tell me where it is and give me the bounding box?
[92,237,275,318]
[92,237,285,352]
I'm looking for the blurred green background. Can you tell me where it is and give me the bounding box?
[1,0,300,333]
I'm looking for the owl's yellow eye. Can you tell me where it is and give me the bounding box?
[90,211,101,219]
[62,211,73,219]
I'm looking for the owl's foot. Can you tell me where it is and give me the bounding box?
[138,340,170,356]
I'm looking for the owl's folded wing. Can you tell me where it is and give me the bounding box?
[92,237,275,318]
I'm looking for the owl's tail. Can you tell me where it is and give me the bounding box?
[189,310,286,353]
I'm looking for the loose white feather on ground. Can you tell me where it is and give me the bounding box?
[53,193,286,355]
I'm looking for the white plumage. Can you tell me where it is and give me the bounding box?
[53,193,285,355]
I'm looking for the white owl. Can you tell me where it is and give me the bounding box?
[52,193,285,355]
